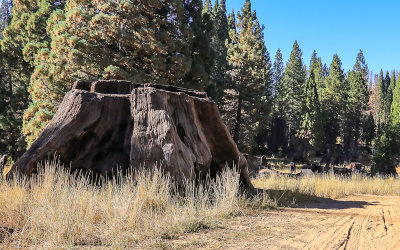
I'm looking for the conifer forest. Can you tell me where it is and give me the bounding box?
[0,0,399,175]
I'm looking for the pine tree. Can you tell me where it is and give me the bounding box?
[212,0,219,15]
[1,0,67,146]
[227,10,236,35]
[299,50,324,152]
[376,70,387,128]
[209,0,229,99]
[281,40,306,147]
[226,0,271,151]
[22,0,201,146]
[362,113,375,145]
[272,48,284,117]
[321,54,346,148]
[390,76,400,127]
[203,0,212,14]
[343,50,369,154]
[0,0,27,157]
[268,48,287,152]
[184,0,214,89]
[389,71,396,96]
[385,71,396,119]
[372,131,396,174]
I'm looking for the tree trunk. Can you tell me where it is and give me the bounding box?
[233,95,242,144]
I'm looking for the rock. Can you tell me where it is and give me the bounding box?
[300,169,315,177]
[7,80,252,188]
[258,168,277,177]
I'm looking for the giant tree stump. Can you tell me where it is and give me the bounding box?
[7,81,252,188]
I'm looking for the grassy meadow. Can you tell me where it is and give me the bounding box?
[0,161,274,248]
[253,172,400,199]
[0,161,399,248]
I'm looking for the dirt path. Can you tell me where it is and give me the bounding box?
[153,195,400,249]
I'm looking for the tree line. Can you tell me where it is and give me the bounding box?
[0,0,399,173]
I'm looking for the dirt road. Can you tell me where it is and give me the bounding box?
[160,195,400,249]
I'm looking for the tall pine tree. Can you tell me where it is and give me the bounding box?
[272,48,284,116]
[343,50,369,155]
[209,0,229,100]
[226,0,271,152]
[299,50,324,152]
[376,69,387,130]
[281,40,306,147]
[321,54,346,149]
[23,0,214,146]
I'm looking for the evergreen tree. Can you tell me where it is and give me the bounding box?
[2,0,66,146]
[184,0,214,89]
[281,40,306,147]
[272,48,284,117]
[0,51,25,158]
[227,10,236,32]
[268,48,287,152]
[203,0,212,14]
[226,0,271,151]
[322,63,329,79]
[362,113,375,145]
[209,0,229,99]
[372,129,398,175]
[389,71,396,96]
[376,70,387,128]
[343,50,369,154]
[321,54,346,148]
[299,50,324,152]
[212,0,219,15]
[385,71,396,118]
[390,76,400,127]
[0,1,27,157]
[22,0,202,145]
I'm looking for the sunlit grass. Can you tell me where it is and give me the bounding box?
[0,161,274,248]
[253,172,400,199]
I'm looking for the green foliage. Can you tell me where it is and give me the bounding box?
[184,0,214,89]
[321,54,346,147]
[0,57,26,157]
[281,41,306,146]
[299,51,324,152]
[226,0,271,152]
[372,127,399,175]
[342,50,369,152]
[18,0,218,146]
[209,0,229,100]
[390,75,400,127]
[376,70,387,127]
[272,48,284,117]
[362,113,375,145]
[1,0,66,147]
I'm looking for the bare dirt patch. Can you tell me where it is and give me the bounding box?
[143,195,400,249]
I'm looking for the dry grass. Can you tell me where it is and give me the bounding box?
[0,161,274,248]
[396,165,400,176]
[253,172,400,199]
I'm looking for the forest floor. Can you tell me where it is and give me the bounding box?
[139,195,400,249]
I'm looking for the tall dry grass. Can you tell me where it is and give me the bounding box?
[0,161,273,248]
[253,172,400,199]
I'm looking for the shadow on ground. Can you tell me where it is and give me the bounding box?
[256,188,376,209]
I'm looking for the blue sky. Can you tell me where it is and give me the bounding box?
[226,0,400,75]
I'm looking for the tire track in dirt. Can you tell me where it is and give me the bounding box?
[295,195,400,250]
[139,195,400,249]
